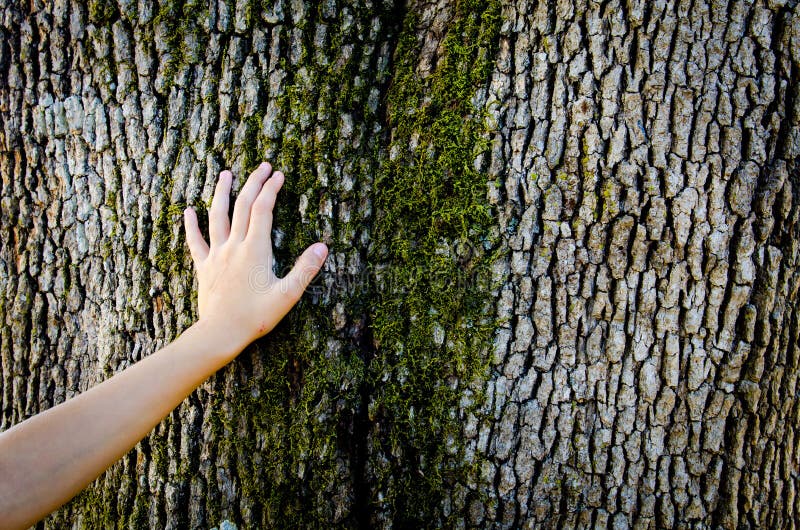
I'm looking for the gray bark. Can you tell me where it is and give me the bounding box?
[1,0,799,528]
[476,1,800,527]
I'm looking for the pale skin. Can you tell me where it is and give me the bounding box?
[0,162,328,529]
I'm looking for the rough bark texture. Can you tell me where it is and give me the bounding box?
[1,0,799,528]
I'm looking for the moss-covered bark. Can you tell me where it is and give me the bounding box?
[1,0,799,528]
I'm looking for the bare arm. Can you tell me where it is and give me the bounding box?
[0,162,328,529]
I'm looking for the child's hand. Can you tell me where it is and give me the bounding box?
[183,162,328,352]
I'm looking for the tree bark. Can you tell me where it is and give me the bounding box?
[1,0,799,528]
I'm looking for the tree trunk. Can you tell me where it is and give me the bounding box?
[1,0,799,527]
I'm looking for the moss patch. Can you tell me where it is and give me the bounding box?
[88,0,119,25]
[152,0,207,90]
[367,0,502,523]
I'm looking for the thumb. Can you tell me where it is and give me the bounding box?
[281,243,328,300]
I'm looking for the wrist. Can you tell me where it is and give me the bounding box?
[188,316,252,363]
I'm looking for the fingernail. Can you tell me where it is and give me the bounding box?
[313,243,328,259]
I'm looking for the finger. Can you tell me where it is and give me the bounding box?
[230,162,273,240]
[183,207,210,263]
[209,170,232,247]
[248,170,284,245]
[279,243,328,301]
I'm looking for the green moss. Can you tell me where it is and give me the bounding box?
[101,188,120,260]
[101,240,113,259]
[243,112,265,170]
[88,0,119,25]
[542,35,554,54]
[153,0,207,90]
[154,202,187,273]
[105,188,118,210]
[76,489,116,528]
[129,493,150,529]
[368,0,502,523]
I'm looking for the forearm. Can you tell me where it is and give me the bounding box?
[0,318,242,530]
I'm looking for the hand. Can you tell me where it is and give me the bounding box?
[183,162,328,353]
